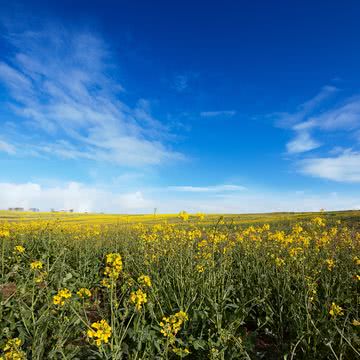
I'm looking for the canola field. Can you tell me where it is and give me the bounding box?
[0,211,359,359]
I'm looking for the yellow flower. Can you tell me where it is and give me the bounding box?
[352,319,360,326]
[138,275,152,287]
[77,287,92,298]
[30,260,43,270]
[325,259,335,271]
[13,245,25,254]
[2,338,26,360]
[196,264,205,273]
[173,347,191,356]
[103,253,123,280]
[0,229,10,238]
[196,213,205,221]
[312,217,326,227]
[275,257,285,267]
[100,279,111,288]
[329,302,344,317]
[129,289,147,311]
[53,288,72,306]
[178,211,189,221]
[160,311,188,342]
[87,319,112,347]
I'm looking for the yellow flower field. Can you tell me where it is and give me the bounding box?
[0,212,359,359]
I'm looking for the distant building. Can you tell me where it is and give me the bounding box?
[29,208,40,212]
[8,207,24,211]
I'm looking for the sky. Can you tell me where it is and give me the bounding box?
[0,0,360,213]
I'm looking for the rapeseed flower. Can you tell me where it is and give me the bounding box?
[160,311,188,342]
[275,257,285,267]
[138,275,152,287]
[104,253,123,280]
[13,245,25,254]
[1,338,26,360]
[325,259,335,271]
[77,287,92,298]
[130,289,147,311]
[329,302,344,317]
[53,288,72,306]
[0,229,10,238]
[87,319,112,347]
[178,211,189,221]
[30,260,43,270]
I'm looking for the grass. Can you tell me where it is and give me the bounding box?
[0,211,359,359]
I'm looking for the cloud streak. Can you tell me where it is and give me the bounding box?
[299,150,360,182]
[200,110,236,117]
[168,184,246,192]
[0,139,16,154]
[0,25,182,166]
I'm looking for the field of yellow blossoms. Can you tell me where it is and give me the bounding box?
[0,212,359,359]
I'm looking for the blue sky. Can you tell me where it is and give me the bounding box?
[0,0,360,213]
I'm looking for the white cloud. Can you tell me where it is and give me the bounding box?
[286,131,320,154]
[168,184,246,192]
[0,182,152,213]
[274,85,338,128]
[0,26,182,166]
[274,86,360,181]
[299,150,360,182]
[0,181,359,213]
[200,110,236,117]
[0,140,16,154]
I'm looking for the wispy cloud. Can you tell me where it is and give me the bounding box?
[200,110,236,117]
[172,74,189,92]
[171,72,198,92]
[286,131,321,154]
[273,86,360,182]
[273,86,337,154]
[278,88,360,155]
[0,139,16,154]
[168,184,246,192]
[0,181,152,212]
[0,25,182,166]
[274,85,338,128]
[299,149,360,182]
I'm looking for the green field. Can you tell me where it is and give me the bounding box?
[0,212,359,359]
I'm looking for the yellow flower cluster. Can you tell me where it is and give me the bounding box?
[103,253,123,280]
[196,212,205,220]
[138,275,152,287]
[129,288,147,311]
[77,287,92,298]
[325,258,335,271]
[0,229,10,238]
[178,211,189,221]
[275,257,285,267]
[87,319,112,347]
[329,302,344,317]
[53,288,72,306]
[160,311,188,343]
[312,217,326,227]
[13,246,25,254]
[30,261,43,270]
[173,347,191,356]
[0,338,26,360]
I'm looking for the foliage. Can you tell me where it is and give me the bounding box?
[0,215,359,359]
